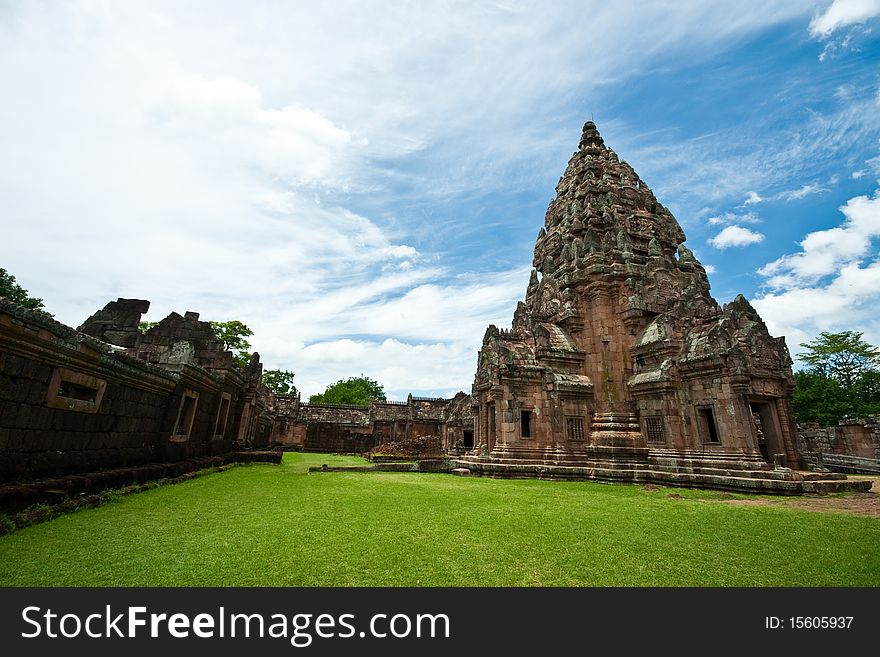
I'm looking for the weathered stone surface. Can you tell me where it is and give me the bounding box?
[271,392,474,454]
[78,298,150,348]
[797,416,880,473]
[458,121,866,494]
[0,296,272,482]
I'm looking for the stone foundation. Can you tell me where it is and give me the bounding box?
[456,449,868,495]
[0,451,281,515]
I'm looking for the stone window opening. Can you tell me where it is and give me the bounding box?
[57,381,98,404]
[521,409,533,439]
[645,416,665,443]
[566,416,585,440]
[172,390,199,442]
[45,367,107,414]
[697,407,720,444]
[213,392,232,439]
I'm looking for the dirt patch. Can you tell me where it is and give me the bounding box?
[640,484,660,492]
[717,492,880,518]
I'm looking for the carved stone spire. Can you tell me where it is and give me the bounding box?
[578,121,606,152]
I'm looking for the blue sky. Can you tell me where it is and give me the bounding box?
[1,1,879,400]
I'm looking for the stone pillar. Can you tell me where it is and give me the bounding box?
[774,396,799,468]
[589,412,642,447]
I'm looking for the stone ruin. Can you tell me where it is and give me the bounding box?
[0,297,276,512]
[797,416,880,474]
[0,294,473,511]
[271,390,474,455]
[0,123,874,500]
[456,122,870,494]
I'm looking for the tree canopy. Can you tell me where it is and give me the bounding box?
[798,331,880,391]
[209,320,254,368]
[792,331,880,426]
[263,369,297,396]
[0,268,51,315]
[309,376,386,406]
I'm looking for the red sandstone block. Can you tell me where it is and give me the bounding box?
[6,430,23,451]
[13,405,32,430]
[50,411,65,432]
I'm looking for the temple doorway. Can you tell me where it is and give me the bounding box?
[750,401,785,465]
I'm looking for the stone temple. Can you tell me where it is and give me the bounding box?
[456,122,859,493]
[0,122,874,509]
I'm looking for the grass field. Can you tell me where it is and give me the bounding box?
[0,452,878,586]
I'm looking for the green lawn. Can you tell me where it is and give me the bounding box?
[0,452,878,586]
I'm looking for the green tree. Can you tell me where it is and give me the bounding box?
[790,371,849,426]
[793,331,880,426]
[853,370,880,417]
[0,268,51,315]
[209,320,254,368]
[263,369,297,395]
[138,321,159,334]
[798,331,880,392]
[309,376,386,406]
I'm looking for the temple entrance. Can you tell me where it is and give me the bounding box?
[463,430,474,449]
[750,401,785,465]
[487,403,496,451]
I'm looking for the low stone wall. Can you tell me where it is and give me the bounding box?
[797,416,880,473]
[0,450,281,515]
[270,394,474,454]
[304,420,378,453]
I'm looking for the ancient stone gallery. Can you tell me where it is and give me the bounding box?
[0,122,875,502]
[0,298,276,512]
[456,122,868,494]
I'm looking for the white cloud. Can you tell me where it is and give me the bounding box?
[254,268,529,398]
[754,259,880,357]
[295,339,476,399]
[853,169,866,179]
[615,87,880,222]
[709,225,765,249]
[779,183,828,201]
[743,191,763,205]
[703,264,718,274]
[753,187,880,357]
[0,1,838,396]
[809,0,880,37]
[707,211,760,225]
[759,190,880,287]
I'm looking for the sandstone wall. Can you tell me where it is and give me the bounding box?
[0,298,268,483]
[797,415,880,466]
[270,394,473,454]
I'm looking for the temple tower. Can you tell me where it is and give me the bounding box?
[460,121,815,491]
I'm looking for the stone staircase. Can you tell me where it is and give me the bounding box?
[455,446,874,495]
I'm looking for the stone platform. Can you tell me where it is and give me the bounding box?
[456,449,873,495]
